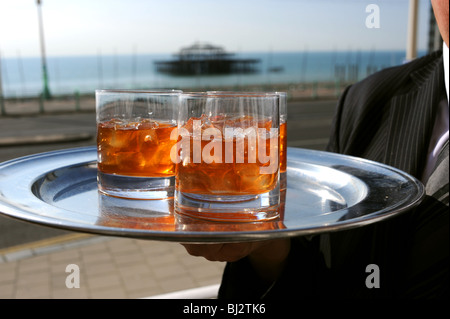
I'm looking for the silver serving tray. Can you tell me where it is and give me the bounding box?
[0,146,424,242]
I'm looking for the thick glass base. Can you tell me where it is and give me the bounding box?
[174,188,280,222]
[97,171,174,200]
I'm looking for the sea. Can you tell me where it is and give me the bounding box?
[0,50,427,98]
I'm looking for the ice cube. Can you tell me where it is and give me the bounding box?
[140,118,159,129]
[110,129,129,148]
[183,117,199,133]
[144,129,159,143]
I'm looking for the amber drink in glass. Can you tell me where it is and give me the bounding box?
[96,89,181,199]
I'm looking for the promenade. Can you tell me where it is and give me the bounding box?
[0,82,342,116]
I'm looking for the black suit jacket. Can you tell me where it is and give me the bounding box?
[219,50,449,299]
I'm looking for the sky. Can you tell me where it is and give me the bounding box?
[0,0,433,58]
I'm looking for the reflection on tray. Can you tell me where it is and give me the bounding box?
[96,190,286,233]
[97,193,176,231]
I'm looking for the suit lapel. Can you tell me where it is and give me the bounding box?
[383,56,445,177]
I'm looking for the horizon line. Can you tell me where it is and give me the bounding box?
[1,48,430,60]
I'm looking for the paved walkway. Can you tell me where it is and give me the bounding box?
[0,233,225,299]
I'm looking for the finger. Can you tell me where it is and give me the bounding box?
[181,243,224,261]
[215,242,255,262]
[181,242,257,262]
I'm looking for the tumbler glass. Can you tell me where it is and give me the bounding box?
[96,89,181,199]
[174,92,280,221]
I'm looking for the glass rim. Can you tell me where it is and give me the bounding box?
[207,90,286,97]
[95,89,183,95]
[180,91,208,97]
[182,91,280,99]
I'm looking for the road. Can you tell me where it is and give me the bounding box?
[0,98,337,249]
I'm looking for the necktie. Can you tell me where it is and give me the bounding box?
[425,139,449,205]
